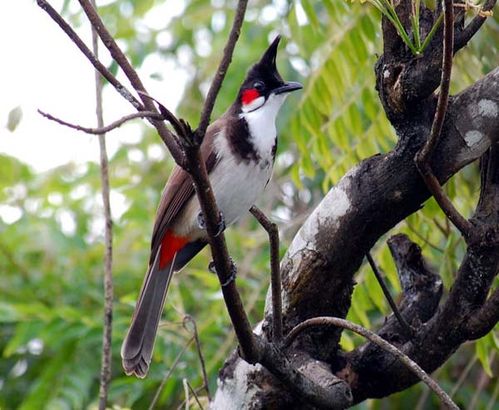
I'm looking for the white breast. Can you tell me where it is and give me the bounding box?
[175,93,289,238]
[241,93,288,159]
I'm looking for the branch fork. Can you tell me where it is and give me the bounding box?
[37,0,496,408]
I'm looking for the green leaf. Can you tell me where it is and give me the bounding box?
[475,334,494,377]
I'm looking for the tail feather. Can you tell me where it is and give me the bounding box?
[121,240,206,378]
[121,247,173,378]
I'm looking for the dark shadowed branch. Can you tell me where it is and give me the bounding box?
[466,287,499,340]
[415,0,473,239]
[455,0,497,50]
[284,317,459,410]
[365,252,413,338]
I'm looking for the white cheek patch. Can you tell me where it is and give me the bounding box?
[242,96,265,113]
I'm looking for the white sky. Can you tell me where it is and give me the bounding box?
[0,0,187,172]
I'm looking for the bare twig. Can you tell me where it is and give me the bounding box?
[415,0,474,239]
[38,109,162,134]
[455,0,496,51]
[366,252,413,338]
[76,0,184,165]
[91,5,113,408]
[195,0,249,140]
[185,380,204,410]
[149,338,194,410]
[183,316,211,400]
[36,0,144,111]
[284,317,459,410]
[250,206,283,342]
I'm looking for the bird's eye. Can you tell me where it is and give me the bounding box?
[253,81,265,92]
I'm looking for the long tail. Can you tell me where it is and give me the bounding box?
[121,239,205,378]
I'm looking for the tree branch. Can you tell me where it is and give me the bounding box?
[284,317,458,410]
[91,6,113,407]
[37,109,162,134]
[365,252,413,338]
[76,0,185,165]
[454,0,497,51]
[184,315,211,400]
[466,287,499,340]
[415,0,474,239]
[149,338,194,410]
[250,206,283,342]
[36,0,144,111]
[195,0,249,141]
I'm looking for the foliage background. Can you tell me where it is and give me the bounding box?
[0,0,497,408]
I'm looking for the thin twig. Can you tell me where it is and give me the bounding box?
[415,0,474,239]
[186,380,204,410]
[36,0,143,111]
[250,206,283,342]
[176,386,206,410]
[366,252,413,338]
[76,0,185,165]
[92,3,114,407]
[195,0,249,140]
[284,317,459,410]
[149,338,194,410]
[183,316,211,400]
[38,110,162,135]
[455,0,496,50]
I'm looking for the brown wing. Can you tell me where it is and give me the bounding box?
[149,121,222,264]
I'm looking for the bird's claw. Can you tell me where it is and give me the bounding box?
[197,211,225,237]
[208,258,237,287]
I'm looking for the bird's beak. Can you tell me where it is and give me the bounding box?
[273,81,303,95]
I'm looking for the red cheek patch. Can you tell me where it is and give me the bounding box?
[242,89,260,105]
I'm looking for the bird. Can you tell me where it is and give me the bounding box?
[121,35,302,378]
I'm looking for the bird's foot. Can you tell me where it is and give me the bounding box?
[208,258,237,287]
[197,211,225,237]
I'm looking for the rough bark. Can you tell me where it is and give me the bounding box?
[213,2,498,408]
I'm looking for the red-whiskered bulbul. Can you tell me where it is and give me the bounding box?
[121,35,302,378]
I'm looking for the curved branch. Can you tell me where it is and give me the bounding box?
[466,287,499,340]
[415,0,474,238]
[284,317,458,410]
